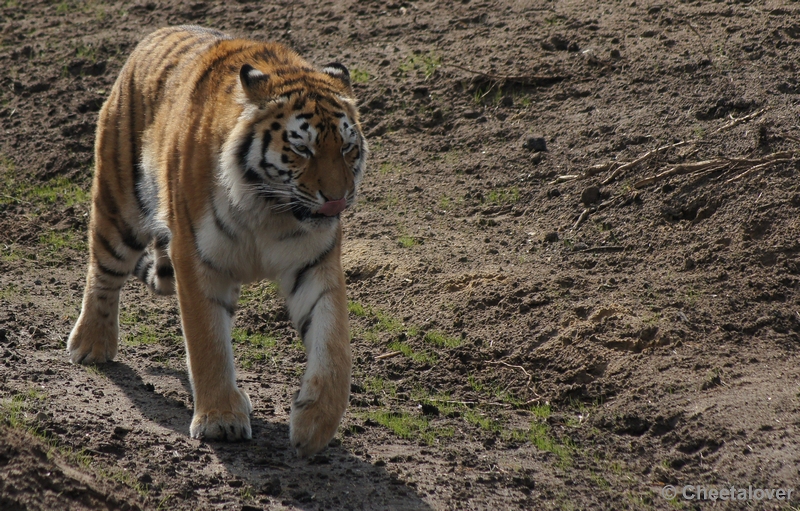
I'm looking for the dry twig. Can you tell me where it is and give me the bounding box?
[375,351,403,360]
[554,108,773,186]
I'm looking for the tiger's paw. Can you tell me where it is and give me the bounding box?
[289,383,348,458]
[190,389,253,441]
[67,315,119,365]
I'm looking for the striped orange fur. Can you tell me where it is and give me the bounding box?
[67,26,366,457]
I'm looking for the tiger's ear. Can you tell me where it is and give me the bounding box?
[240,64,271,102]
[321,62,352,92]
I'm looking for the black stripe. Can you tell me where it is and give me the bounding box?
[256,47,277,62]
[96,178,120,217]
[239,129,255,170]
[296,112,314,120]
[298,289,330,340]
[156,265,174,279]
[155,232,171,249]
[291,240,336,295]
[259,131,272,169]
[300,316,312,340]
[212,297,236,316]
[96,260,129,278]
[277,88,304,98]
[182,199,228,276]
[244,168,263,183]
[192,44,243,97]
[125,69,147,219]
[94,230,125,261]
[133,253,153,280]
[211,200,237,240]
[118,220,147,252]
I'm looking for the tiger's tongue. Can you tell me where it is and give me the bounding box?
[318,198,347,216]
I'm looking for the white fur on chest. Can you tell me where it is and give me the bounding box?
[194,196,338,285]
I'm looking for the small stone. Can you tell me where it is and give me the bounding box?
[522,137,547,152]
[581,186,601,205]
[547,189,561,198]
[610,49,621,59]
[420,403,440,416]
[544,232,559,243]
[261,476,282,496]
[412,86,429,99]
[463,109,482,119]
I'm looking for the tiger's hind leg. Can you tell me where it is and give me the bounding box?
[67,202,149,364]
[68,69,151,365]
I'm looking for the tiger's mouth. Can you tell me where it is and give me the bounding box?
[289,197,350,222]
[290,199,334,222]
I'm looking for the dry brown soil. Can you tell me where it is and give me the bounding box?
[1,1,800,510]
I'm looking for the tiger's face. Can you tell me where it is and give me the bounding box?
[235,63,366,224]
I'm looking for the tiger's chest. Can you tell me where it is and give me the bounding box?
[191,195,339,285]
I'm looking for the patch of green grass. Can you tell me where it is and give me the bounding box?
[348,300,367,317]
[378,162,401,175]
[467,374,485,393]
[463,409,501,432]
[55,1,72,14]
[350,68,370,83]
[423,330,461,348]
[238,282,278,308]
[466,374,526,407]
[0,389,46,429]
[75,43,97,62]
[387,340,437,365]
[232,328,278,369]
[439,196,452,210]
[531,403,552,419]
[0,163,89,208]
[39,230,87,255]
[123,324,159,346]
[485,186,521,205]
[399,51,442,80]
[368,410,453,445]
[510,421,573,466]
[374,308,403,333]
[398,235,417,248]
[362,376,397,397]
[0,283,25,300]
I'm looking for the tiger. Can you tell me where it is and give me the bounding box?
[66,25,367,457]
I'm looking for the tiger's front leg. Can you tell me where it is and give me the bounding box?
[284,237,352,457]
[170,233,252,441]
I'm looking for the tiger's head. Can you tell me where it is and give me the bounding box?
[223,55,367,225]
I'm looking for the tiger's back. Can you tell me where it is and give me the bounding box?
[68,26,366,457]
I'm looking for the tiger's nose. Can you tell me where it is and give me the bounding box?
[317,198,347,216]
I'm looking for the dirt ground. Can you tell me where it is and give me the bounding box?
[1,0,799,509]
